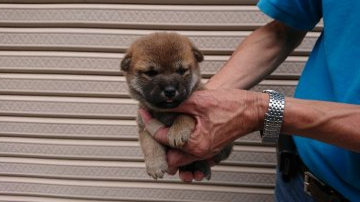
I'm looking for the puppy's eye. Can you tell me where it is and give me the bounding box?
[176,67,188,75]
[143,70,158,77]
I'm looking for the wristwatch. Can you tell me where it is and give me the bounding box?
[260,90,285,143]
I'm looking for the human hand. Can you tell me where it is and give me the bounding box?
[140,109,220,182]
[139,89,267,181]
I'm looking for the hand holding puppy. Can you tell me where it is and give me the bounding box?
[139,89,267,182]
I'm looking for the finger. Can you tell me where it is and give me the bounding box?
[171,100,196,113]
[179,170,194,183]
[171,90,209,113]
[167,166,178,175]
[150,127,170,146]
[138,108,170,146]
[194,170,206,181]
[167,93,201,114]
[138,108,152,123]
[192,158,216,181]
[145,119,165,137]
[167,149,199,167]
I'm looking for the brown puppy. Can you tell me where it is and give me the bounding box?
[121,32,232,179]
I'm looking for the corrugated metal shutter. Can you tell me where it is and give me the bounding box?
[0,1,320,201]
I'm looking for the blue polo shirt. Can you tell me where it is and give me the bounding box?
[258,0,360,200]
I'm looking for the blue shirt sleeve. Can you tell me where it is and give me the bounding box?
[257,0,322,31]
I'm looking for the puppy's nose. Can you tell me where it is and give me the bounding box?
[163,86,176,98]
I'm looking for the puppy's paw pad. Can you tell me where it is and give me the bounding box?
[145,158,168,179]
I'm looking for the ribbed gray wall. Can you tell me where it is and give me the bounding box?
[0,1,320,201]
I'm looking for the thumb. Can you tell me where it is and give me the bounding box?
[138,108,170,146]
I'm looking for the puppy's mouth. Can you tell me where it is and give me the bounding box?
[142,84,188,109]
[165,98,175,103]
[159,98,182,108]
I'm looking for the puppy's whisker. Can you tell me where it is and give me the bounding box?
[130,80,145,97]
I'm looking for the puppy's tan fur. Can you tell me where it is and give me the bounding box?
[121,32,232,179]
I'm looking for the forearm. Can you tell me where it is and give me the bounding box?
[206,21,306,90]
[262,96,360,152]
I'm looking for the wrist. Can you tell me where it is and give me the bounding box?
[260,90,286,142]
[240,90,269,133]
[255,92,270,131]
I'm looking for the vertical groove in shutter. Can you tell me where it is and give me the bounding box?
[0,1,320,201]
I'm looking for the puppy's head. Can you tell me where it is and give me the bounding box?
[121,32,203,110]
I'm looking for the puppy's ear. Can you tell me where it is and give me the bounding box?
[192,47,204,63]
[121,53,132,72]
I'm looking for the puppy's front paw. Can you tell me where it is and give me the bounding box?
[145,157,168,179]
[168,126,191,148]
[168,115,195,148]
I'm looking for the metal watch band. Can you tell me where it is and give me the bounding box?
[261,90,285,142]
